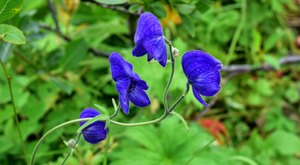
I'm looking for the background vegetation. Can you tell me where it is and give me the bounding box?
[0,0,300,164]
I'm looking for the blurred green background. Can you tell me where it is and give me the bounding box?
[0,0,300,164]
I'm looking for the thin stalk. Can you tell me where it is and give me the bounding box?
[30,118,91,165]
[103,131,111,165]
[168,81,190,113]
[0,61,29,165]
[61,133,81,165]
[225,0,247,65]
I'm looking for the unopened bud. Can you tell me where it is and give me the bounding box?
[67,139,77,148]
[172,47,179,57]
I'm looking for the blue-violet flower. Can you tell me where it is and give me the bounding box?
[109,52,151,114]
[181,50,222,106]
[132,12,168,67]
[79,108,108,144]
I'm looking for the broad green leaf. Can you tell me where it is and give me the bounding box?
[60,40,87,70]
[266,130,300,155]
[95,0,127,5]
[0,0,23,22]
[176,4,196,15]
[0,24,26,44]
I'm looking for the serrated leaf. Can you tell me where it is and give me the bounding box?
[0,0,23,22]
[0,24,26,44]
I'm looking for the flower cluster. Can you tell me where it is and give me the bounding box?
[79,12,222,144]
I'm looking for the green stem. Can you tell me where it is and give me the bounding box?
[103,131,110,165]
[109,104,120,119]
[225,0,247,65]
[31,118,91,165]
[168,81,190,113]
[61,133,81,165]
[0,61,29,165]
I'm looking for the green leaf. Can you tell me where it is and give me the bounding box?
[264,54,280,70]
[264,30,282,51]
[150,2,166,18]
[94,104,109,115]
[195,0,211,13]
[50,77,73,94]
[77,115,109,133]
[0,24,26,44]
[95,0,127,5]
[0,42,12,62]
[266,130,300,155]
[0,0,23,22]
[60,40,88,70]
[176,4,196,15]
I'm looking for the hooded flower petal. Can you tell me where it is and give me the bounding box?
[79,108,108,144]
[109,52,151,114]
[132,12,167,67]
[128,86,151,107]
[192,87,208,106]
[109,52,133,81]
[182,50,222,106]
[134,12,163,43]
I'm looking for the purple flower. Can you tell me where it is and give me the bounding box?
[181,50,222,106]
[109,52,151,114]
[79,108,108,144]
[132,12,168,67]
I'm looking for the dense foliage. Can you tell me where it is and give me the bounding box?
[0,0,300,165]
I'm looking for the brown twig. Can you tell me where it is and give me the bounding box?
[81,0,142,16]
[222,55,300,75]
[47,0,61,33]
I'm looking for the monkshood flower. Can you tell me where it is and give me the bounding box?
[132,12,168,67]
[182,50,222,106]
[79,108,108,144]
[109,52,151,114]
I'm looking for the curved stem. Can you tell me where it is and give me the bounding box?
[0,61,29,165]
[109,104,120,119]
[168,81,190,113]
[30,118,91,165]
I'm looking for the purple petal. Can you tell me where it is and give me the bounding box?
[134,12,163,43]
[116,78,130,94]
[128,87,151,107]
[192,71,221,96]
[132,73,148,90]
[182,50,222,83]
[119,93,130,114]
[143,36,167,67]
[109,52,133,81]
[132,41,147,57]
[192,87,208,107]
[79,108,108,144]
